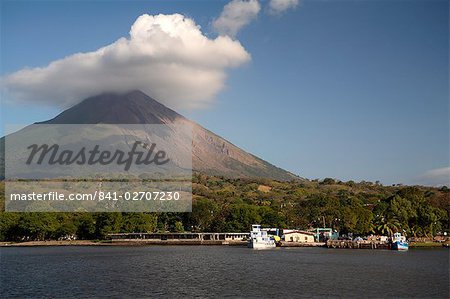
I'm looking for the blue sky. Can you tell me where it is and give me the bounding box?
[1,0,448,186]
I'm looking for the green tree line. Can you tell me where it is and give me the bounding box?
[1,175,448,241]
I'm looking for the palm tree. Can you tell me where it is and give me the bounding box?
[409,224,423,238]
[375,214,401,237]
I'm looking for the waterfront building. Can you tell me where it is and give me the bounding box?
[308,228,339,242]
[282,231,315,243]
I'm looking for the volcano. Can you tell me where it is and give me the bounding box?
[4,90,298,181]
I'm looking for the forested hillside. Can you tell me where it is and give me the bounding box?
[1,174,448,241]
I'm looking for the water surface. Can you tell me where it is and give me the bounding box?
[1,246,448,298]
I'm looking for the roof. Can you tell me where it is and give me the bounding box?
[283,230,315,236]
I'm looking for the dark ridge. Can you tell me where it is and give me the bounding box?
[38,90,184,125]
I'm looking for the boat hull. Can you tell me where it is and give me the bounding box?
[392,241,409,251]
[248,224,276,249]
[248,240,276,249]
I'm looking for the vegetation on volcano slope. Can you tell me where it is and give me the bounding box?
[0,174,448,241]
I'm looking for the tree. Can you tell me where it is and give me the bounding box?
[94,213,122,239]
[190,198,218,231]
[0,212,20,241]
[76,213,96,239]
[259,206,285,228]
[174,221,184,232]
[321,178,336,185]
[389,195,416,232]
[224,203,261,232]
[375,214,400,237]
[121,213,157,233]
[16,213,58,241]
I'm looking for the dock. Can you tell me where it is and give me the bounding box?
[280,241,326,247]
[327,240,391,249]
[108,232,249,246]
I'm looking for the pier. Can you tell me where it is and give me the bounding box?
[108,232,249,245]
[280,241,325,247]
[327,240,391,249]
[109,233,394,249]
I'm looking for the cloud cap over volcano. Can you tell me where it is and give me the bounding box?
[1,13,251,109]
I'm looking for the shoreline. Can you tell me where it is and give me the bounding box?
[1,240,116,247]
[2,240,447,248]
[1,240,248,247]
[1,240,323,247]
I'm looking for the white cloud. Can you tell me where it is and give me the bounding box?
[416,167,450,187]
[1,13,251,109]
[268,0,299,14]
[213,0,261,37]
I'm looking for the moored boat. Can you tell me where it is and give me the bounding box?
[391,232,409,251]
[248,224,276,249]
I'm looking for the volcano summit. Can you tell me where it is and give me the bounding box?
[4,90,298,181]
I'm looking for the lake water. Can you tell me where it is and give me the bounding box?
[1,246,448,298]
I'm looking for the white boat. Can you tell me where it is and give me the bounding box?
[391,232,409,251]
[248,224,276,249]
